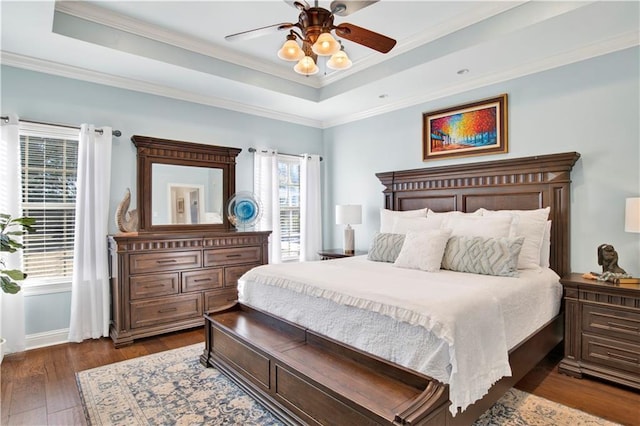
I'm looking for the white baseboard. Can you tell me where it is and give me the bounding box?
[26,328,69,350]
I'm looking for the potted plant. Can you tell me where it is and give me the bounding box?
[1,213,36,294]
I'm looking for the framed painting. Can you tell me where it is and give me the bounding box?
[423,94,508,161]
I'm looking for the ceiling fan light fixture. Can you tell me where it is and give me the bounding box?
[327,49,352,70]
[278,37,305,61]
[312,32,341,56]
[294,56,319,75]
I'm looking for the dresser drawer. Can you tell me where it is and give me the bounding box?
[582,305,640,343]
[204,246,261,267]
[225,263,259,288]
[182,268,223,293]
[130,293,202,328]
[130,251,201,275]
[204,289,238,312]
[130,273,179,300]
[582,333,640,375]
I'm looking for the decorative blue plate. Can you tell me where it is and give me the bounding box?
[227,191,262,229]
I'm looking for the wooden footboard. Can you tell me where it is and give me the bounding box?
[201,303,563,426]
[201,303,451,425]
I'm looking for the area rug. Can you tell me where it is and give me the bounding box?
[77,343,619,426]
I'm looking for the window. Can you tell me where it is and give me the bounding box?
[19,123,79,283]
[278,156,300,261]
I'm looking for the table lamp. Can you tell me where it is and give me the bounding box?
[336,204,362,254]
[625,197,640,233]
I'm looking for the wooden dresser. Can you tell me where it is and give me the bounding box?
[558,273,640,389]
[108,230,270,347]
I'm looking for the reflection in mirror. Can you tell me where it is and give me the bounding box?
[151,164,223,225]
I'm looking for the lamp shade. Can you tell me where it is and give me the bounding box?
[278,39,305,61]
[625,197,640,233]
[312,32,341,56]
[294,56,319,75]
[336,205,362,225]
[327,49,352,70]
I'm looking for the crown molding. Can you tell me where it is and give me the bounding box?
[0,51,322,128]
[54,1,324,89]
[55,1,520,90]
[2,28,636,130]
[320,30,640,128]
[316,1,525,86]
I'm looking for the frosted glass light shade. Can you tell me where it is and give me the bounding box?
[336,204,362,225]
[278,39,304,61]
[625,197,640,233]
[294,56,319,75]
[312,32,340,56]
[327,50,352,70]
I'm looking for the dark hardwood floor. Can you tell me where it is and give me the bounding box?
[1,328,638,425]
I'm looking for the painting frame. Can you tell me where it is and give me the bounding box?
[423,94,508,161]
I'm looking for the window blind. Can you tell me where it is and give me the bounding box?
[278,156,301,261]
[19,123,79,280]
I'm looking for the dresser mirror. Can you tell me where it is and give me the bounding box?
[132,135,241,232]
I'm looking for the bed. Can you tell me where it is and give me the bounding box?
[201,151,580,426]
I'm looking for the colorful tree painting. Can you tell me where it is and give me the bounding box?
[423,94,508,160]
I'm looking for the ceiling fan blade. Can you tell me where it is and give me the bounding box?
[334,23,396,53]
[225,23,295,42]
[330,1,379,16]
[284,0,310,11]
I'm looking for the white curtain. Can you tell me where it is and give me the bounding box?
[0,113,26,355]
[254,149,281,264]
[68,125,113,342]
[300,154,322,261]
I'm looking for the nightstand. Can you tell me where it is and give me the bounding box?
[318,248,367,260]
[558,273,640,390]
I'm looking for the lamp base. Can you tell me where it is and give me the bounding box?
[344,225,354,254]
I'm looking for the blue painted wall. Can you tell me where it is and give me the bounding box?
[323,47,640,276]
[1,45,639,340]
[1,65,322,336]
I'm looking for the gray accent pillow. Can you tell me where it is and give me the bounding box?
[441,236,525,277]
[368,233,406,263]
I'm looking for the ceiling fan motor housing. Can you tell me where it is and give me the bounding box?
[298,7,334,44]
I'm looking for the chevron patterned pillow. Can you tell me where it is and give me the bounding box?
[367,233,406,263]
[442,236,525,277]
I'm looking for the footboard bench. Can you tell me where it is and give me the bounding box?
[200,303,450,426]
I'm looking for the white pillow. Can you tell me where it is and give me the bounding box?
[393,229,453,272]
[380,208,428,233]
[480,208,549,269]
[391,216,443,234]
[427,209,483,218]
[540,220,552,268]
[445,215,514,238]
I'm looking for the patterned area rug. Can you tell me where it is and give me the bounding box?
[77,344,619,426]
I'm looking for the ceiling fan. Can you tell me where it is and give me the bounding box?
[225,0,396,75]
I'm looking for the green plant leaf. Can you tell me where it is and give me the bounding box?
[11,217,36,233]
[2,269,27,280]
[0,234,17,252]
[1,276,21,294]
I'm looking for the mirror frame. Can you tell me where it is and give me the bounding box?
[132,135,241,232]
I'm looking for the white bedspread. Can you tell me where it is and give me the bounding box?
[239,256,561,415]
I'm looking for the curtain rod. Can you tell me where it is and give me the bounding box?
[248,147,322,161]
[0,116,122,137]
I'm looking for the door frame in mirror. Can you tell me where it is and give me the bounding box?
[132,135,241,232]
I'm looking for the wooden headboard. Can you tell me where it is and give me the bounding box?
[376,152,580,278]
